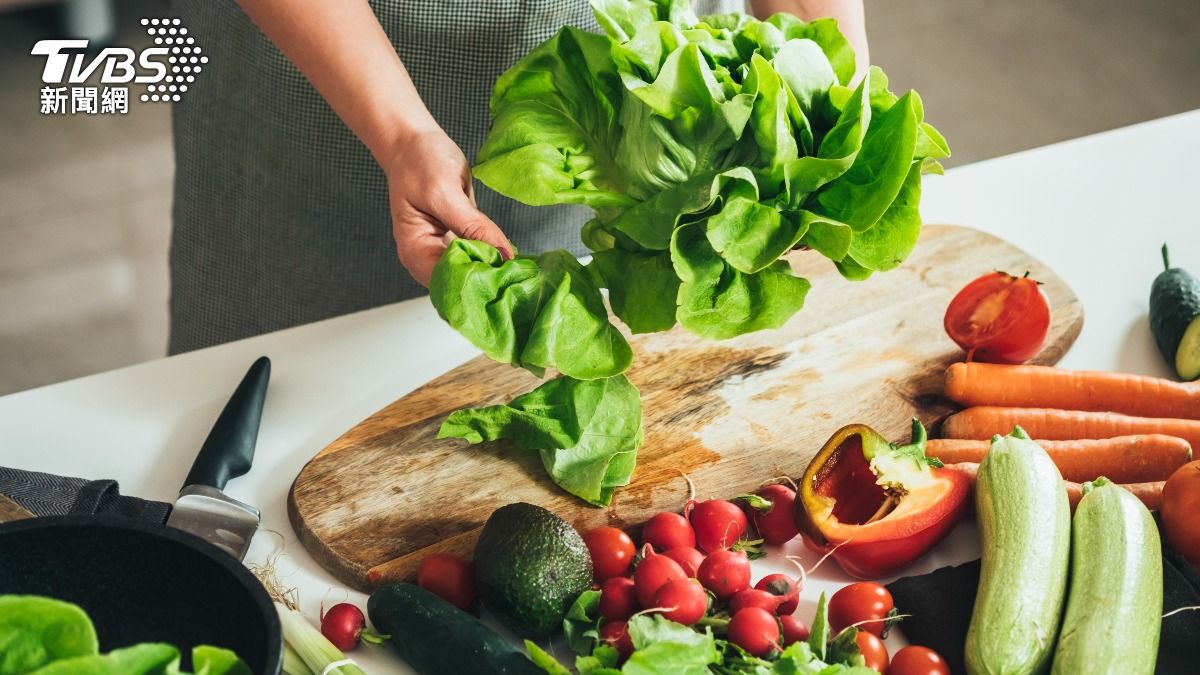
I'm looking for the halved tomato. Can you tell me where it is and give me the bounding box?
[944,271,1051,364]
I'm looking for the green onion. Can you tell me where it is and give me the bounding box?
[276,601,367,675]
[250,555,369,675]
[282,641,316,675]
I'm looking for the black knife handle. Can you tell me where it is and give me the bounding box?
[183,356,271,491]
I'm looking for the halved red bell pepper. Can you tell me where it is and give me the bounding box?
[795,419,970,579]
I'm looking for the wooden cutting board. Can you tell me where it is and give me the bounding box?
[289,225,1084,590]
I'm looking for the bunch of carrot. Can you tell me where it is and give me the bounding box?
[933,362,1197,511]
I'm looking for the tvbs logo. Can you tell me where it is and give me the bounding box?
[32,17,204,113]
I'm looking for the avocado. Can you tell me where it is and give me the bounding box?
[473,502,593,638]
[1149,244,1200,381]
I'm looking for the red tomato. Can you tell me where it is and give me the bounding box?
[829,582,894,637]
[416,553,475,610]
[1162,460,1200,565]
[584,526,636,581]
[944,271,1051,364]
[855,630,889,673]
[890,646,950,675]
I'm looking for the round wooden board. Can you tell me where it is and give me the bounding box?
[288,225,1084,590]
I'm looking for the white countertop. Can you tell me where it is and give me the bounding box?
[2,110,1199,672]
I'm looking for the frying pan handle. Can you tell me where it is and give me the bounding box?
[183,356,271,491]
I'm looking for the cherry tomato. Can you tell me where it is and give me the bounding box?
[890,646,950,675]
[416,553,475,610]
[828,582,894,637]
[584,526,636,581]
[1162,460,1200,565]
[855,630,889,673]
[944,271,1051,364]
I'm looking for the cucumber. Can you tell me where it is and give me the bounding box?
[1150,244,1200,380]
[367,583,544,675]
[1051,478,1162,675]
[964,427,1071,675]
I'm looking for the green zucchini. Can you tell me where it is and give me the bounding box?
[965,427,1071,675]
[367,583,544,675]
[1051,478,1162,675]
[1150,244,1200,380]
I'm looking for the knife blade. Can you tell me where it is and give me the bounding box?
[166,356,270,560]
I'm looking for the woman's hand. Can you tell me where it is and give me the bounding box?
[381,127,513,286]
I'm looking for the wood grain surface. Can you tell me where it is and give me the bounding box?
[288,225,1084,590]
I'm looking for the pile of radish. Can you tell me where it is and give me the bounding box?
[579,488,812,661]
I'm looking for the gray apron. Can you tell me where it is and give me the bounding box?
[169,0,743,354]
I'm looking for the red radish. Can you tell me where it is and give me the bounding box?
[728,607,780,657]
[729,588,784,615]
[739,484,799,545]
[320,603,386,651]
[755,574,800,614]
[780,615,810,644]
[583,526,636,581]
[686,499,747,552]
[651,579,707,625]
[600,620,634,663]
[633,544,687,607]
[697,549,751,600]
[642,512,695,551]
[599,577,639,621]
[663,547,705,577]
[416,553,475,610]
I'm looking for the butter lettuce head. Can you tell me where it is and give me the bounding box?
[474,0,948,339]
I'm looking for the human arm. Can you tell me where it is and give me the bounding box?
[234,0,512,286]
[748,0,869,82]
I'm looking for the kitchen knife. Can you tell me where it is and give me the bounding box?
[166,356,270,560]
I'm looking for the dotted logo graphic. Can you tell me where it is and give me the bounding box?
[139,17,206,103]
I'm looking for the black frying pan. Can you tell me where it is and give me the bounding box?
[0,357,283,674]
[0,515,282,674]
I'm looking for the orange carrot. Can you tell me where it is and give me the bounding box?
[940,407,1200,452]
[1065,481,1165,512]
[926,435,1192,483]
[944,462,1164,512]
[944,362,1200,419]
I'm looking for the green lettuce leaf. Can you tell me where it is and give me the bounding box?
[563,590,603,656]
[438,374,643,506]
[591,0,697,42]
[673,221,811,339]
[429,239,632,381]
[0,596,98,675]
[588,248,680,333]
[474,27,635,207]
[624,615,720,675]
[808,82,921,234]
[525,641,573,675]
